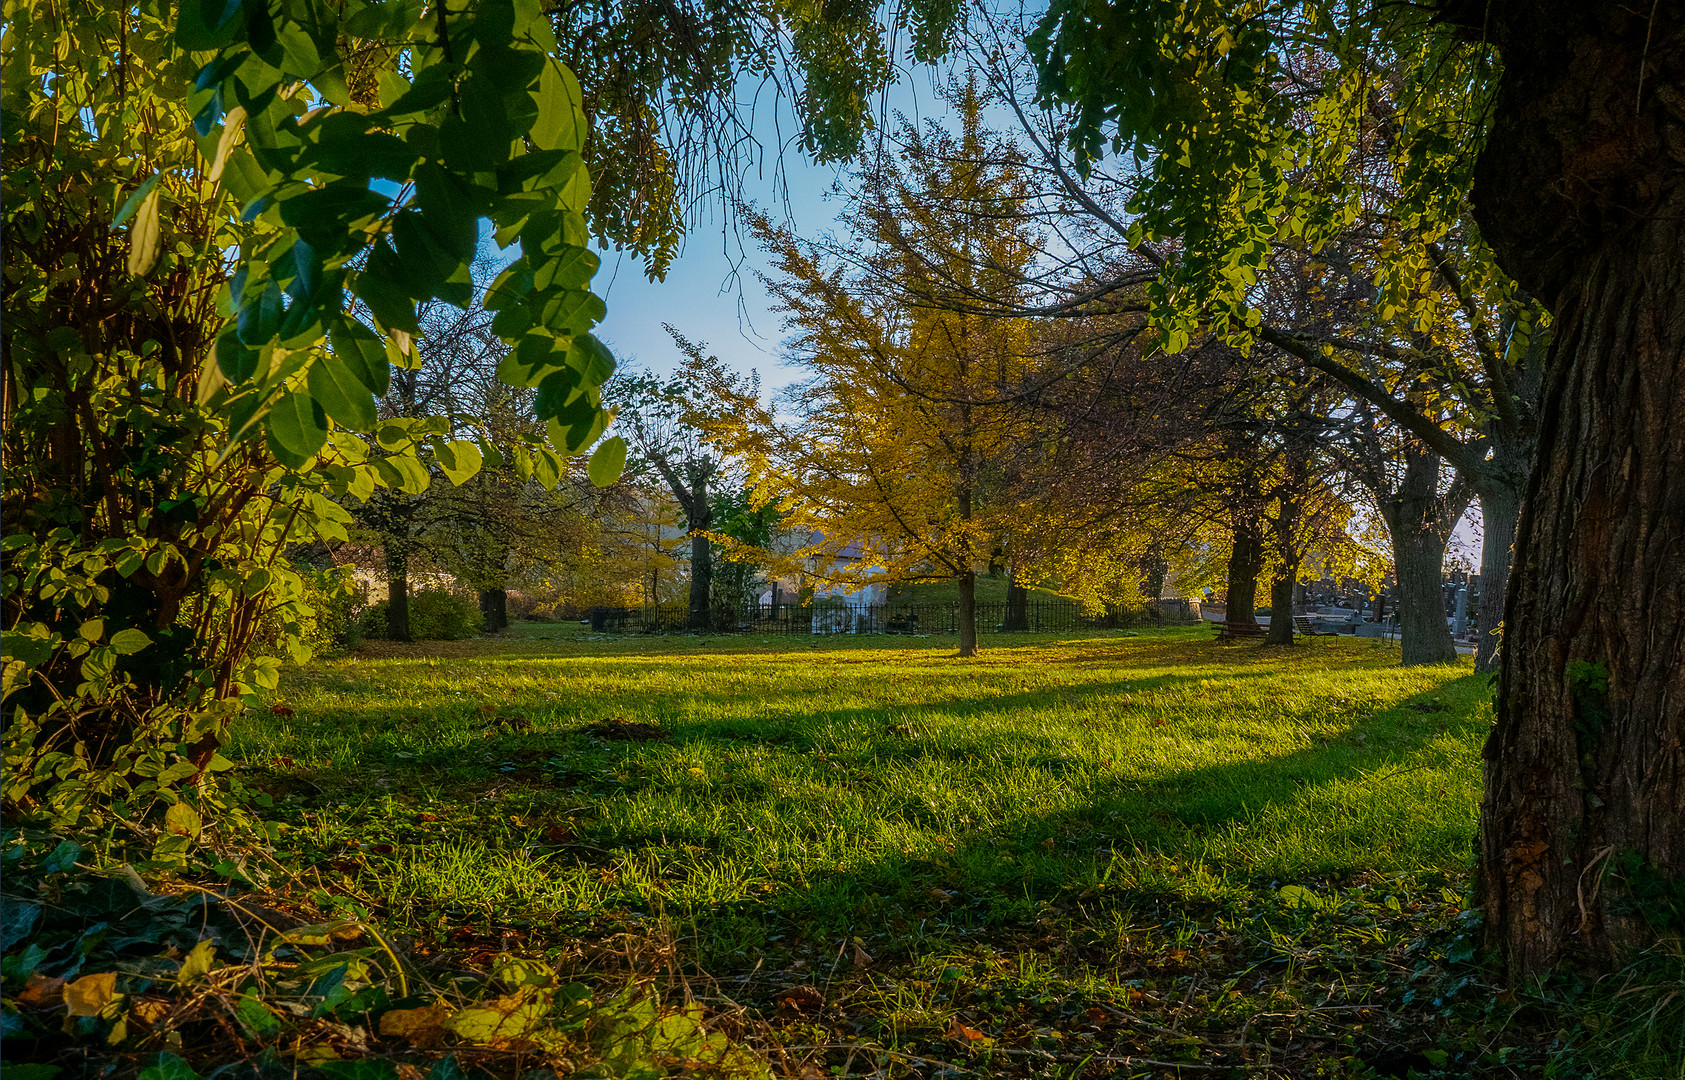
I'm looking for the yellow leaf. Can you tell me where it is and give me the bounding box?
[126,187,162,277]
[64,971,120,1017]
[443,991,546,1043]
[379,1001,452,1047]
[208,105,247,183]
[278,918,364,946]
[164,801,201,840]
[178,939,216,984]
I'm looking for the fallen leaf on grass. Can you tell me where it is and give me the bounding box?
[775,986,824,1012]
[64,972,119,1016]
[379,1001,451,1047]
[271,705,295,717]
[948,1020,991,1044]
[852,942,873,967]
[17,974,64,1007]
[444,991,545,1043]
[280,919,364,947]
[132,997,172,1026]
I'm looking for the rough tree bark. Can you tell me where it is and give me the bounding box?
[1470,478,1521,672]
[1224,514,1265,626]
[479,588,508,632]
[687,470,713,633]
[1376,445,1474,666]
[1265,444,1309,648]
[957,570,978,657]
[1003,570,1029,632]
[1452,2,1685,976]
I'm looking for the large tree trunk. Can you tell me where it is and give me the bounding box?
[957,570,978,657]
[479,588,507,633]
[1459,3,1685,977]
[1481,241,1685,976]
[1003,571,1028,632]
[1223,515,1264,626]
[687,471,712,633]
[1386,522,1458,666]
[1376,444,1472,666]
[1472,480,1521,673]
[1265,573,1296,646]
[384,545,411,642]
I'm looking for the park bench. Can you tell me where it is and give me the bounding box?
[1213,620,1268,642]
[1292,615,1338,637]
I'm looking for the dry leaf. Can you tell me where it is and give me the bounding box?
[927,888,952,903]
[132,998,172,1025]
[852,942,873,967]
[947,1020,990,1043]
[64,972,120,1017]
[17,974,64,1008]
[775,985,824,1013]
[380,1001,452,1047]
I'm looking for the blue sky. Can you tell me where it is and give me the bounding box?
[587,71,968,394]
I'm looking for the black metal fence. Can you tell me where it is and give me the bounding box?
[587,600,1123,636]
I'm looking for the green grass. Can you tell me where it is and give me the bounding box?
[226,627,1678,1078]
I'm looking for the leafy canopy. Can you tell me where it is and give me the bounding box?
[1027,1,1502,351]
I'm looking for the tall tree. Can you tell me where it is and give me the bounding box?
[1026,0,1685,977]
[609,369,724,632]
[681,87,1053,656]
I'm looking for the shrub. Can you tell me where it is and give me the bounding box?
[362,588,483,641]
[297,564,365,657]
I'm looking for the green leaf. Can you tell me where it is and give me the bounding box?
[127,188,164,277]
[138,1051,200,1080]
[435,440,484,486]
[267,391,330,467]
[444,992,545,1043]
[372,455,431,494]
[216,333,260,382]
[175,0,243,51]
[279,184,392,247]
[329,320,391,396]
[109,628,153,655]
[1277,884,1322,910]
[439,76,511,172]
[164,802,202,841]
[276,22,321,78]
[307,355,378,430]
[234,992,283,1038]
[356,249,422,336]
[412,162,481,261]
[113,171,163,226]
[586,436,625,487]
[530,60,585,152]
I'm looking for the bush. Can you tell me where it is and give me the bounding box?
[297,564,365,656]
[362,588,483,641]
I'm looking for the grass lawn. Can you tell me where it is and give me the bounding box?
[226,625,1673,1078]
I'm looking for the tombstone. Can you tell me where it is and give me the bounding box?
[1453,586,1469,638]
